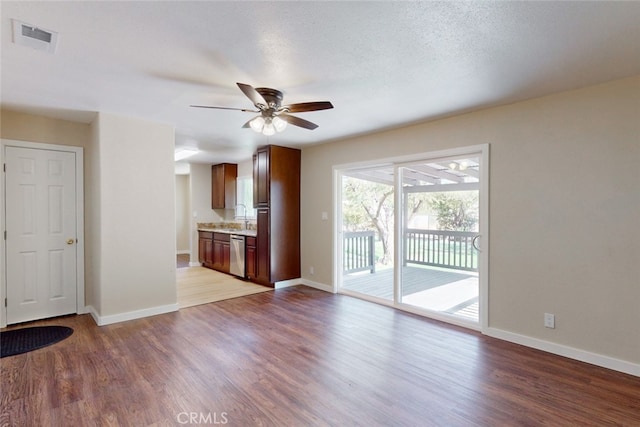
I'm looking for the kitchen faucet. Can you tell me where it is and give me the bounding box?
[236,204,248,229]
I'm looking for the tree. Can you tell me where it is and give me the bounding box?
[427,191,478,231]
[342,177,394,264]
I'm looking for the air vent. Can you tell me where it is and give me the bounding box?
[12,19,58,53]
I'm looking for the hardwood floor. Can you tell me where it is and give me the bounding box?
[176,266,271,308]
[2,286,639,426]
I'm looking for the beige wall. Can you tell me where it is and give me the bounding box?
[1,109,91,147]
[188,163,224,262]
[2,109,178,322]
[300,75,640,365]
[1,109,92,316]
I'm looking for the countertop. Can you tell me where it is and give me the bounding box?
[198,228,257,237]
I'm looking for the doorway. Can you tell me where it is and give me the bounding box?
[2,140,85,326]
[337,145,488,329]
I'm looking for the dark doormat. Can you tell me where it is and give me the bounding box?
[0,326,73,358]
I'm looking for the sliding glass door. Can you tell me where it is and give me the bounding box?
[399,156,480,322]
[337,146,487,328]
[340,166,394,302]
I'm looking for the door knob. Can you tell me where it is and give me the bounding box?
[66,238,75,245]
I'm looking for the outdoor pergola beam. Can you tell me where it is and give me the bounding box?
[408,164,465,184]
[403,182,480,193]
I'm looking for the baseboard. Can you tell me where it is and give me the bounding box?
[177,250,190,255]
[86,303,180,326]
[298,278,334,293]
[273,278,301,289]
[486,327,640,377]
[188,261,201,267]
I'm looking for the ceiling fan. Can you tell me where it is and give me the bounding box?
[191,82,333,135]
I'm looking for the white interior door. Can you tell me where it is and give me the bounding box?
[5,146,78,324]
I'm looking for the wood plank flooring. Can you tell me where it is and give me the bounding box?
[176,266,271,308]
[2,286,639,426]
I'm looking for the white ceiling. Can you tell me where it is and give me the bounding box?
[2,1,639,165]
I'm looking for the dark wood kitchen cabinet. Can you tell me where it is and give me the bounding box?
[245,236,257,280]
[253,148,269,207]
[252,145,300,286]
[198,231,214,268]
[212,232,230,273]
[211,163,237,209]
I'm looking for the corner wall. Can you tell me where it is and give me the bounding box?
[89,113,177,322]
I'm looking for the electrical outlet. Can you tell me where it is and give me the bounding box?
[310,266,315,275]
[544,313,555,329]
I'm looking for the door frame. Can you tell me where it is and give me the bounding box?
[1,139,85,328]
[333,144,489,332]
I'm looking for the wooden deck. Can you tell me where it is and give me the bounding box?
[342,265,479,320]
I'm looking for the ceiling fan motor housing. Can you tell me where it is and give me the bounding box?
[255,87,283,109]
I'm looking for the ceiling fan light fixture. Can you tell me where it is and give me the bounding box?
[262,118,276,136]
[272,116,287,132]
[249,116,265,132]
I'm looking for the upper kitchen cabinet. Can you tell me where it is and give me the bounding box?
[253,145,301,286]
[253,148,269,207]
[211,163,237,209]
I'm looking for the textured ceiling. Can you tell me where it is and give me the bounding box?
[2,1,639,164]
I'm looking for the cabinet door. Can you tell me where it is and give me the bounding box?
[213,240,224,270]
[246,244,256,280]
[204,239,214,266]
[199,238,206,263]
[212,163,237,209]
[255,207,270,284]
[197,238,214,268]
[255,148,269,206]
[222,242,231,273]
[211,164,225,209]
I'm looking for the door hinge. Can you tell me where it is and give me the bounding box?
[3,230,6,240]
[4,298,6,307]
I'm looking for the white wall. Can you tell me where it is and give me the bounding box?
[237,159,253,177]
[88,112,178,321]
[300,75,640,370]
[175,174,190,254]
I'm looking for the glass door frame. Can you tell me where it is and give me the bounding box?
[334,144,489,332]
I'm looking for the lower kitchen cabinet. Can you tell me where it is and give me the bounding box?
[245,236,256,280]
[255,208,270,285]
[212,233,230,273]
[198,231,214,268]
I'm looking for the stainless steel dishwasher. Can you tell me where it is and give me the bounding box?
[229,234,245,277]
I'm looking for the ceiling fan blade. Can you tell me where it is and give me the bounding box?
[284,101,334,113]
[237,82,267,107]
[190,105,258,113]
[280,114,319,130]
